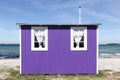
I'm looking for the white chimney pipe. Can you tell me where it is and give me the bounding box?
[78,6,81,24]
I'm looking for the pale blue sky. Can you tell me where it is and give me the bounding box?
[0,0,120,44]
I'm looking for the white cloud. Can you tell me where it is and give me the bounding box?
[28,0,81,10]
[27,0,83,23]
[53,11,77,23]
[0,28,18,34]
[1,6,23,14]
[0,28,7,33]
[0,28,19,43]
[103,0,120,17]
[0,3,39,17]
[84,8,120,23]
[27,0,120,24]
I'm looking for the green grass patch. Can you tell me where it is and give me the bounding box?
[0,68,118,80]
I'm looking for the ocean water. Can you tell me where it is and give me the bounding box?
[0,44,120,58]
[99,44,120,58]
[0,44,19,59]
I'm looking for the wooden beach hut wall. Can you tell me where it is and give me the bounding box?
[18,23,100,74]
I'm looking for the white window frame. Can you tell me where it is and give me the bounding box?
[71,27,87,51]
[31,26,48,51]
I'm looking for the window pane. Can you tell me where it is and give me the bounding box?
[31,27,48,51]
[34,36,37,41]
[34,42,39,48]
[81,36,84,41]
[79,42,84,47]
[74,42,77,48]
[71,27,87,51]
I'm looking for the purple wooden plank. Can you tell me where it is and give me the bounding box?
[21,26,97,74]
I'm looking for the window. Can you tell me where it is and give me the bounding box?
[31,27,48,51]
[71,27,87,51]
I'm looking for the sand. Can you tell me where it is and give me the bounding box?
[0,58,120,72]
[99,58,120,72]
[0,58,19,69]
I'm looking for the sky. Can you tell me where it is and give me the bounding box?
[0,0,120,44]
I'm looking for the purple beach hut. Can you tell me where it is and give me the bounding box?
[18,23,100,74]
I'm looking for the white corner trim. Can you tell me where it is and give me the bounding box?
[70,27,87,51]
[96,28,99,74]
[31,26,48,51]
[19,27,22,74]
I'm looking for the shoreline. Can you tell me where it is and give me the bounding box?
[0,58,120,72]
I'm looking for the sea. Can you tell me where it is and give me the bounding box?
[99,44,120,58]
[0,44,19,59]
[0,44,120,58]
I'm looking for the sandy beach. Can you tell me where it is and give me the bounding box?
[99,58,120,72]
[0,58,19,69]
[0,58,120,72]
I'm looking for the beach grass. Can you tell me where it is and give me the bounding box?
[0,67,120,80]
